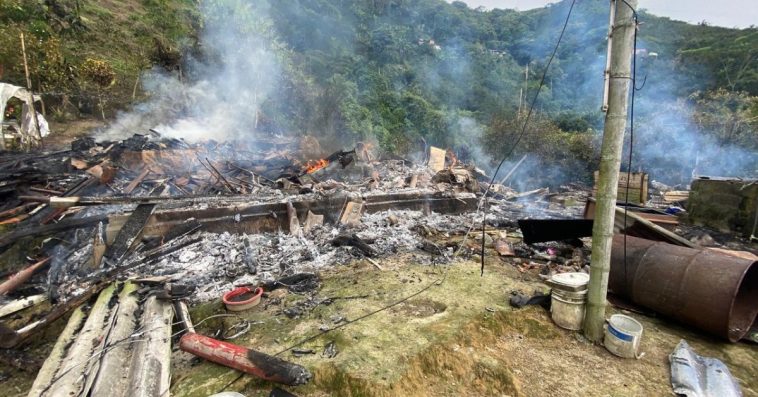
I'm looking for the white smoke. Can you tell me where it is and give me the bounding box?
[100,0,281,142]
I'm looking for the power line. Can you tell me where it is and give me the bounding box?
[480,0,577,276]
[619,0,640,287]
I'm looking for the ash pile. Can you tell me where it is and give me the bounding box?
[0,132,591,352]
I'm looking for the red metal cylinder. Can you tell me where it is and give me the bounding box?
[179,332,311,385]
[610,235,758,342]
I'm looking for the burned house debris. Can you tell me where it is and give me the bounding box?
[0,130,755,396]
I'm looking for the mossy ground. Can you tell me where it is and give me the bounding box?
[169,255,758,397]
[0,245,755,396]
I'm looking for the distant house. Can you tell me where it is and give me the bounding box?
[418,38,441,51]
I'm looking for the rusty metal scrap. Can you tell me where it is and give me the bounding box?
[609,234,758,342]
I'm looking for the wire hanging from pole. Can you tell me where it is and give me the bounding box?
[480,0,577,276]
[619,0,640,287]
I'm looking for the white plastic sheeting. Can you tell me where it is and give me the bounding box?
[0,82,48,139]
[669,339,742,397]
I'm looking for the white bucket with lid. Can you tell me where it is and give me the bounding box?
[550,272,590,330]
[604,314,643,359]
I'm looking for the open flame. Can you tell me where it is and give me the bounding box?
[446,149,458,168]
[304,158,329,174]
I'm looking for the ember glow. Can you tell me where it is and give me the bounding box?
[304,158,329,174]
[446,149,458,168]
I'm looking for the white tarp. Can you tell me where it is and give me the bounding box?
[0,82,47,138]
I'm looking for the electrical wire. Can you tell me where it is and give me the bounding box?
[480,0,577,276]
[619,0,640,288]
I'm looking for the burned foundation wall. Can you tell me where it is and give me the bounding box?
[687,178,758,237]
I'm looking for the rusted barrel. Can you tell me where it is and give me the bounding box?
[610,235,758,342]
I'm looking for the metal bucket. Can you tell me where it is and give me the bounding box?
[610,235,758,342]
[604,314,643,358]
[551,288,587,330]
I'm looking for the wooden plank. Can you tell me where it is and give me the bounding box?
[303,210,324,233]
[428,146,446,172]
[584,198,695,248]
[340,202,364,226]
[104,204,156,264]
[287,201,301,236]
[593,171,648,204]
[0,294,46,318]
[123,168,150,194]
[663,190,690,203]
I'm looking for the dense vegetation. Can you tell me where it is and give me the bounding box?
[1,0,756,185]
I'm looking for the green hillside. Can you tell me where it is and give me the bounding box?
[1,0,755,184]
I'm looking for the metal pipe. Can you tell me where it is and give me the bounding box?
[610,235,758,342]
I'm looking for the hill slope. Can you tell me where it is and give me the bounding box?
[1,0,756,183]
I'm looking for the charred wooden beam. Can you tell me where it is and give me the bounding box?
[104,192,478,239]
[104,203,156,265]
[0,257,50,295]
[0,281,107,348]
[331,233,376,257]
[0,214,110,250]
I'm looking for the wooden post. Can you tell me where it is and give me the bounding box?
[584,0,637,342]
[20,33,42,145]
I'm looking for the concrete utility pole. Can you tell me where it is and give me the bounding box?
[584,0,637,342]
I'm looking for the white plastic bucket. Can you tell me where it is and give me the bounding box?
[550,288,587,330]
[604,314,643,358]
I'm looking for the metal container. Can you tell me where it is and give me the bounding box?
[604,314,643,359]
[550,272,590,330]
[610,235,758,342]
[551,288,587,330]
